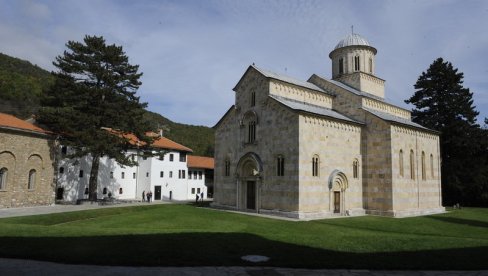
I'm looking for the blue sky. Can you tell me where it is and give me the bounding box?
[1,0,487,126]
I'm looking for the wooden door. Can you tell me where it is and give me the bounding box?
[246,181,256,210]
[334,191,340,213]
[154,186,161,200]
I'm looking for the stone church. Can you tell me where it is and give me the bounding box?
[213,33,445,219]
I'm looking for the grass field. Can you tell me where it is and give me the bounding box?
[0,204,487,269]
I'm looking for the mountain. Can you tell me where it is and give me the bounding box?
[0,53,215,157]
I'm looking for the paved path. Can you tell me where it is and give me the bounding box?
[0,201,169,218]
[1,258,486,276]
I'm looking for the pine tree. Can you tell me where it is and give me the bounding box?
[39,35,158,201]
[406,58,487,206]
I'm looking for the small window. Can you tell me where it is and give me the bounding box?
[179,153,186,162]
[191,188,195,194]
[146,172,149,177]
[178,170,182,179]
[169,171,173,178]
[61,146,67,155]
[197,188,201,194]
[160,171,164,178]
[224,160,230,177]
[84,187,89,195]
[312,155,319,177]
[103,187,107,194]
[251,91,256,107]
[143,156,147,160]
[110,171,114,179]
[354,56,360,71]
[353,160,359,179]
[119,187,123,194]
[0,167,8,190]
[248,121,256,143]
[410,150,415,180]
[277,155,284,176]
[198,171,202,179]
[369,58,373,73]
[182,170,186,179]
[399,150,404,177]
[133,172,136,179]
[430,154,434,178]
[421,151,426,181]
[59,167,64,174]
[121,172,125,179]
[339,58,344,74]
[189,171,192,179]
[79,170,84,178]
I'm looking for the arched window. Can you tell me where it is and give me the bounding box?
[103,187,107,194]
[399,150,404,177]
[430,154,434,178]
[369,58,373,73]
[251,91,256,107]
[421,151,426,180]
[353,159,359,179]
[0,167,7,190]
[354,56,360,71]
[248,121,256,143]
[339,58,344,74]
[243,111,258,144]
[410,150,415,180]
[119,187,123,194]
[277,155,284,176]
[312,155,319,177]
[224,159,231,176]
[28,169,36,190]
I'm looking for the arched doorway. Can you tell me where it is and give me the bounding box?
[328,170,348,215]
[235,152,263,212]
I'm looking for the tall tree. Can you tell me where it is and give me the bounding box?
[406,57,487,206]
[39,35,157,201]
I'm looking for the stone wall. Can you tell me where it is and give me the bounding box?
[0,129,55,208]
[298,115,363,218]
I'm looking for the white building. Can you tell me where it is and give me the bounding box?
[56,135,214,202]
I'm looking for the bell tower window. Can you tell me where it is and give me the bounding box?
[354,56,360,71]
[338,58,344,74]
[369,58,373,73]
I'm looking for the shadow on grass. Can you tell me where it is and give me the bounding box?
[427,216,488,229]
[0,233,486,270]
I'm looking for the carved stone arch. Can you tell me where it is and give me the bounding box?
[328,169,348,191]
[236,152,263,178]
[242,110,258,124]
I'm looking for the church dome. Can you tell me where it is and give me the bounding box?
[334,33,371,49]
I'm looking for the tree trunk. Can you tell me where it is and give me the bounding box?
[88,154,100,201]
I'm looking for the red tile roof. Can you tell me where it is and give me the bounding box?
[103,128,192,152]
[187,155,214,169]
[0,113,49,134]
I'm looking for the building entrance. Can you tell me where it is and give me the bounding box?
[246,181,256,210]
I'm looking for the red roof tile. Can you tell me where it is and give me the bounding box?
[0,113,49,134]
[103,128,192,152]
[187,155,214,169]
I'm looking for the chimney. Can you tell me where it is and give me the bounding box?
[159,129,163,137]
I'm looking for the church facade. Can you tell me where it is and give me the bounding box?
[213,33,444,219]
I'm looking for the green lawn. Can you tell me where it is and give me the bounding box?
[0,204,487,269]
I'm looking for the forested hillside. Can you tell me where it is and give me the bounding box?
[0,53,215,157]
[0,53,53,118]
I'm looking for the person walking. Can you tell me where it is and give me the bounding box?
[149,191,153,202]
[200,192,204,202]
[196,194,199,203]
[142,191,145,202]
[146,191,150,203]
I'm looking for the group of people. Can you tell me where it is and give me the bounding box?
[142,190,152,203]
[195,192,205,203]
